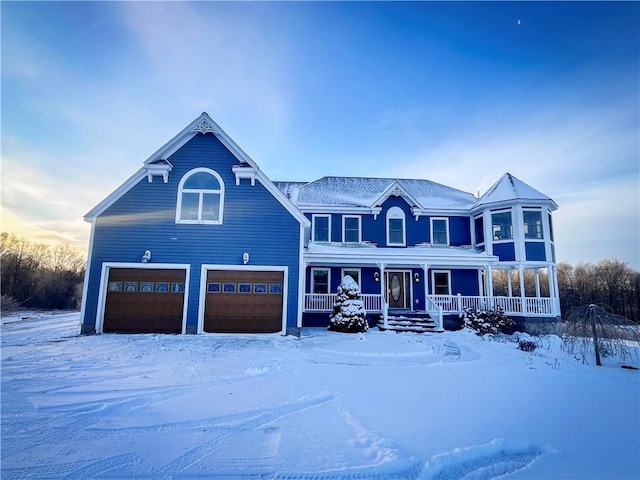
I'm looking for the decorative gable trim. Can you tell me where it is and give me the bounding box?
[232,164,257,186]
[144,159,173,183]
[370,181,424,220]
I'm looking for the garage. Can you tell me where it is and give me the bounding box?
[103,268,187,333]
[204,270,284,333]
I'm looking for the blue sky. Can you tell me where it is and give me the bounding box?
[2,1,638,268]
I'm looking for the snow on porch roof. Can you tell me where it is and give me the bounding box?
[276,176,477,209]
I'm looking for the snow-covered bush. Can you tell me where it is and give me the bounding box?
[328,276,368,333]
[461,307,515,335]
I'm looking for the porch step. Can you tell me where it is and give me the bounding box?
[378,315,442,333]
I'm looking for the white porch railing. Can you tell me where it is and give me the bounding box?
[431,294,557,317]
[305,294,558,317]
[304,294,383,312]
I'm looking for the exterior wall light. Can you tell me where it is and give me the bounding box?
[141,250,151,263]
[242,252,249,265]
[414,272,420,283]
[374,271,380,282]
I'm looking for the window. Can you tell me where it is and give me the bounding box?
[432,271,451,295]
[431,217,449,246]
[386,207,406,246]
[343,216,361,243]
[491,210,512,241]
[341,268,361,286]
[312,215,331,243]
[548,211,554,242]
[474,215,484,245]
[311,268,330,294]
[176,168,224,224]
[523,210,543,239]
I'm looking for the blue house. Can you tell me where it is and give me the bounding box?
[81,113,560,335]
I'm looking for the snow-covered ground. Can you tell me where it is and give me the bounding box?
[1,312,638,479]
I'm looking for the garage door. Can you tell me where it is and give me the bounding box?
[204,270,284,333]
[103,268,186,333]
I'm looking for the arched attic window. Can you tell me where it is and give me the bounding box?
[176,168,225,224]
[386,206,406,246]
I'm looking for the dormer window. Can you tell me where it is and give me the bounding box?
[176,168,225,224]
[387,207,406,246]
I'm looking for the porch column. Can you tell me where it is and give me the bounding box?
[551,264,561,316]
[487,266,494,308]
[422,264,429,310]
[377,263,387,326]
[535,268,541,298]
[507,269,513,297]
[518,264,526,314]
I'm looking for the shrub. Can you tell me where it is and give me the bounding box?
[462,307,515,335]
[518,339,538,352]
[329,276,368,333]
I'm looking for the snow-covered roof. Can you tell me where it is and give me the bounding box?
[474,173,558,210]
[277,176,477,210]
[305,242,499,267]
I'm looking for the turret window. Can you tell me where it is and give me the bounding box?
[523,210,543,239]
[491,210,513,241]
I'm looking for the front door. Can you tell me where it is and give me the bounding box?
[386,271,410,309]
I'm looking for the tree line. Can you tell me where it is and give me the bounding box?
[1,232,85,312]
[1,231,639,323]
[557,260,640,323]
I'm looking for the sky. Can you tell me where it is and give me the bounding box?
[1,1,639,269]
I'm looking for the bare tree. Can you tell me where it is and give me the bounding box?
[561,304,640,366]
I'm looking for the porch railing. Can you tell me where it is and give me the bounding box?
[304,293,557,317]
[304,294,383,312]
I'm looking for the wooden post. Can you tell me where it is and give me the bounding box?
[589,305,602,366]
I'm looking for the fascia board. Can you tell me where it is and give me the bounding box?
[303,250,500,267]
[255,171,310,227]
[471,198,558,213]
[84,168,146,221]
[298,206,373,214]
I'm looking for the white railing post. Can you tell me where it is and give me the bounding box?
[457,293,462,313]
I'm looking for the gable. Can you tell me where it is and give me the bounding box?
[85,113,309,227]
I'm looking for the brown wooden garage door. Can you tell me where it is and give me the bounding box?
[103,268,186,333]
[204,270,284,333]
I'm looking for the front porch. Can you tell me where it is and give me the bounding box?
[304,293,559,319]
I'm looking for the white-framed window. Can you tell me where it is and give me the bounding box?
[548,211,554,242]
[311,268,330,294]
[341,268,361,287]
[176,168,225,224]
[431,217,449,246]
[386,206,406,246]
[431,270,451,295]
[474,214,484,245]
[342,215,361,243]
[491,209,512,241]
[312,214,331,243]
[523,209,543,239]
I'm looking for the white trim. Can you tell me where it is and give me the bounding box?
[370,180,424,210]
[431,269,452,296]
[198,264,289,334]
[342,215,361,244]
[341,267,362,287]
[311,267,331,294]
[79,219,96,328]
[430,217,450,246]
[386,206,406,246]
[175,167,225,225]
[297,225,306,328]
[312,214,331,243]
[95,263,191,334]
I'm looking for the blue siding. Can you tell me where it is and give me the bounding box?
[448,216,472,246]
[363,197,429,247]
[83,133,302,333]
[451,270,480,296]
[493,242,516,262]
[525,242,546,261]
